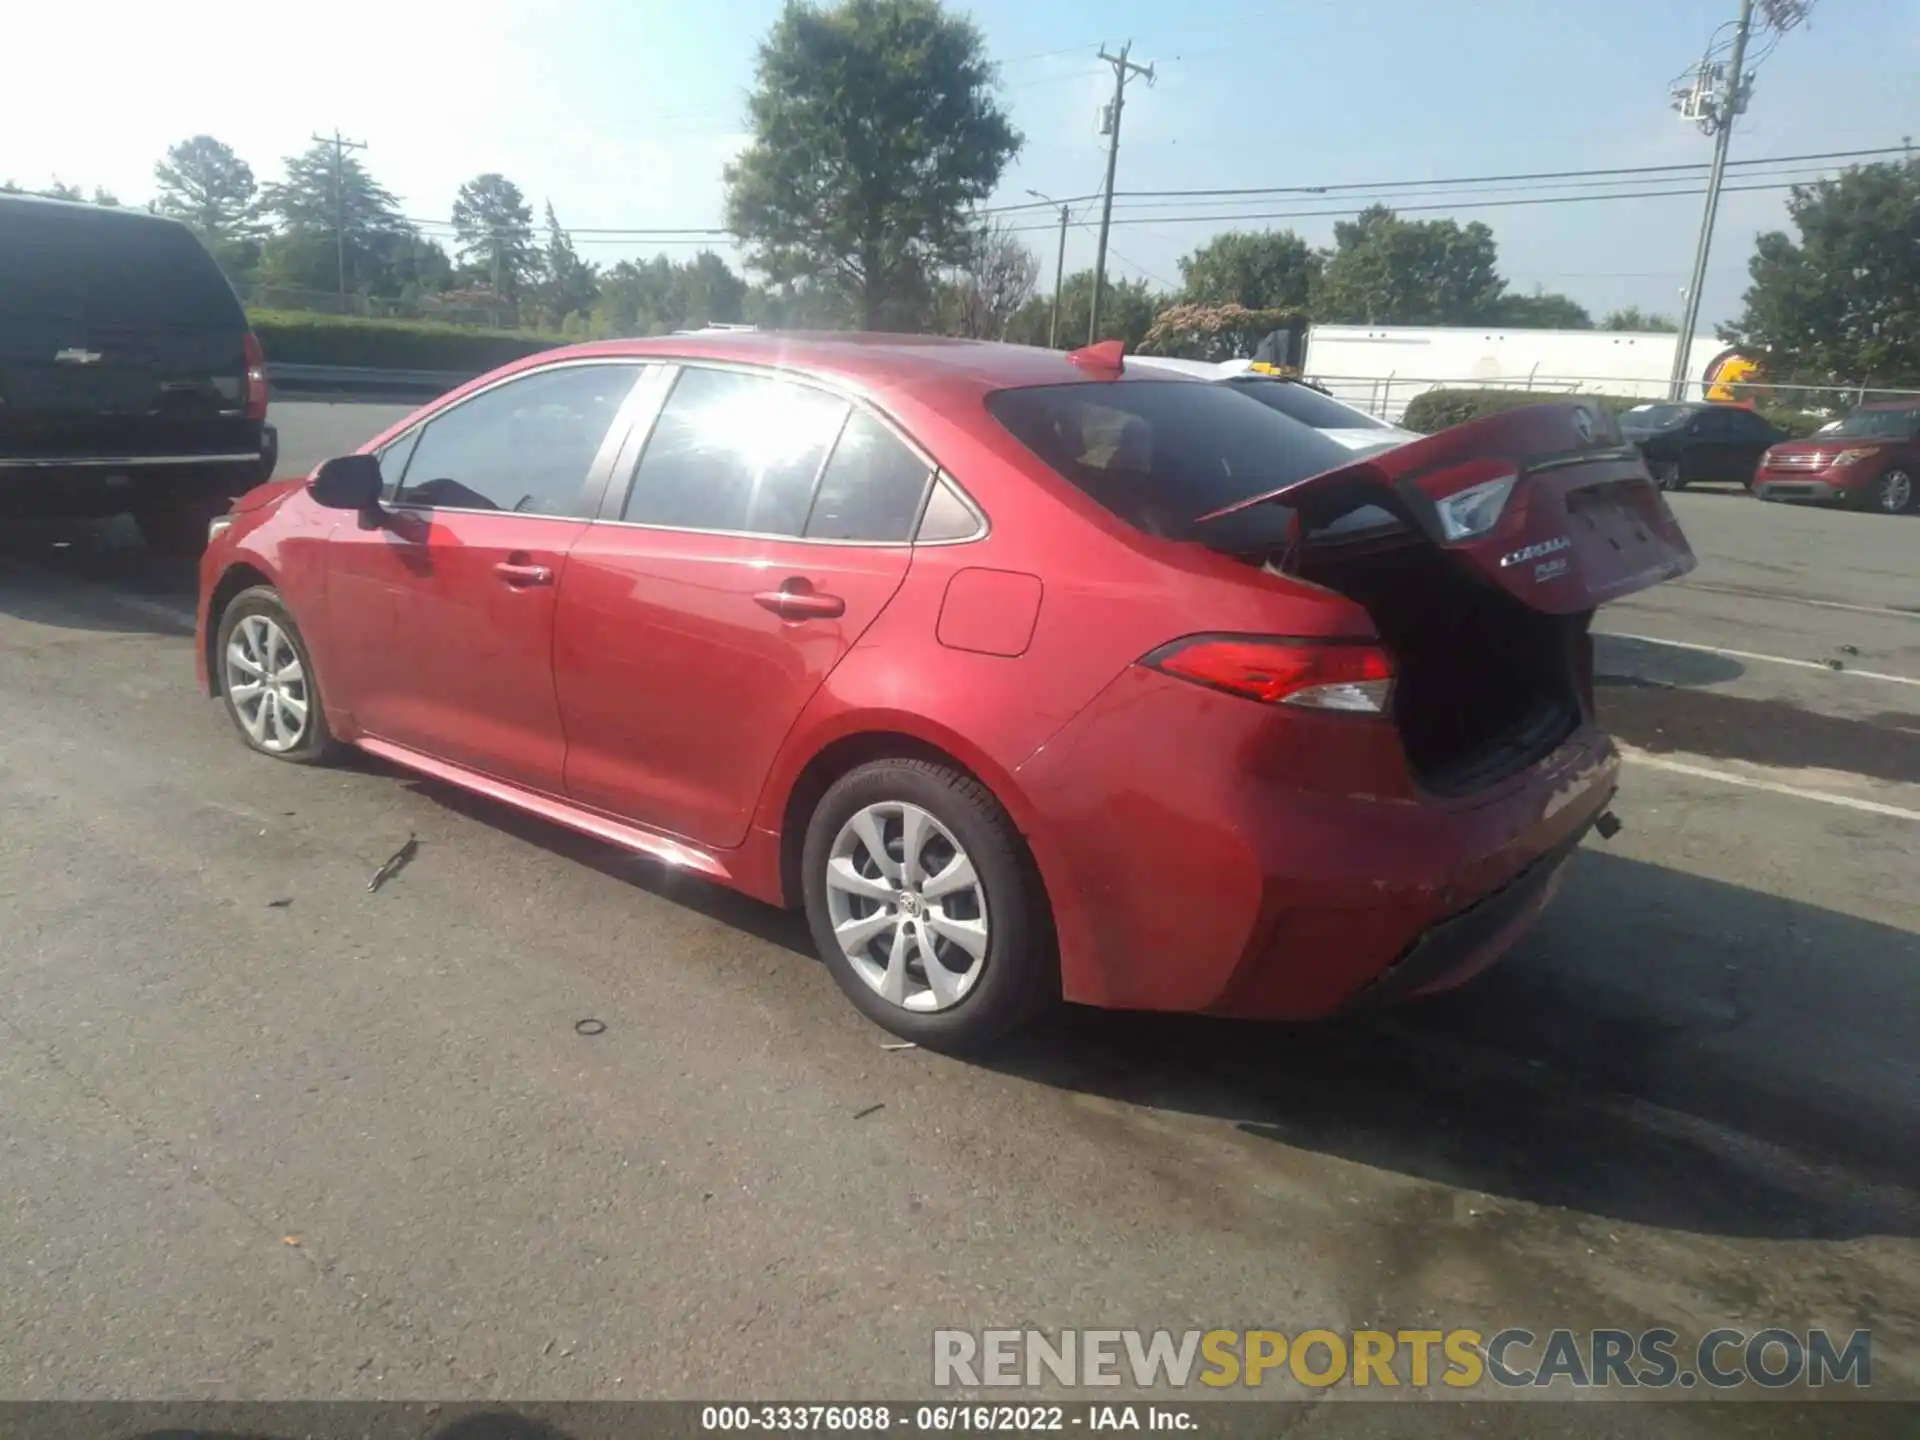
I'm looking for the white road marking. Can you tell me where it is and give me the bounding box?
[1667,580,1915,620]
[1618,745,1920,822]
[1601,630,1920,687]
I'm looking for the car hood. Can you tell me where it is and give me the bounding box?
[1765,437,1882,457]
[231,477,305,514]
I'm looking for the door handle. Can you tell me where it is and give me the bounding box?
[754,581,846,620]
[494,560,554,587]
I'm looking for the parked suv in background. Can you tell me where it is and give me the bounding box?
[0,194,275,553]
[1617,400,1786,491]
[1752,402,1919,513]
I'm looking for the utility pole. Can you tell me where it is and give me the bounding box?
[1089,42,1153,344]
[1027,189,1071,348]
[312,130,368,302]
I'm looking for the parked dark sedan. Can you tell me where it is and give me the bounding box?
[1618,401,1787,491]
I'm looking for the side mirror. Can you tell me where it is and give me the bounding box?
[309,453,385,514]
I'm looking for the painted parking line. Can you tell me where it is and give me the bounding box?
[1667,579,1917,621]
[1618,744,1920,822]
[1601,630,1920,687]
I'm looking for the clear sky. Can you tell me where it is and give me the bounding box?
[8,0,1916,326]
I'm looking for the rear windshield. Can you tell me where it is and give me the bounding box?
[0,201,244,330]
[985,380,1355,545]
[1227,377,1391,431]
[1621,404,1693,430]
[1831,407,1920,440]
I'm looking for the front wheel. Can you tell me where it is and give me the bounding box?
[1863,468,1915,515]
[801,758,1055,1053]
[214,586,341,764]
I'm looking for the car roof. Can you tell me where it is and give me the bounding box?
[523,332,1210,401]
[0,190,197,236]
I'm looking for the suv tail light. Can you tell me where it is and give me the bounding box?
[243,331,270,421]
[1144,636,1394,714]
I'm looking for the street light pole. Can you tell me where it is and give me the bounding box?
[1028,189,1070,348]
[1666,0,1754,399]
[312,129,369,302]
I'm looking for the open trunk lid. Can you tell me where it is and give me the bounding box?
[1195,402,1696,611]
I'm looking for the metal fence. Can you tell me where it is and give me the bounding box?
[1308,372,1920,424]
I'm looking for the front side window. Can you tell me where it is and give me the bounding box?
[393,363,640,517]
[624,367,848,535]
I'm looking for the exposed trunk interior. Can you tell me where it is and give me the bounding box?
[1281,535,1590,796]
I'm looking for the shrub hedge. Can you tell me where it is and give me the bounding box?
[1401,387,1828,439]
[248,309,564,373]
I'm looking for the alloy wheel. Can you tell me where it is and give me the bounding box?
[1876,469,1914,514]
[823,800,989,1012]
[225,614,311,753]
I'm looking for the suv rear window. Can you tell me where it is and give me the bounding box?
[0,200,244,330]
[985,380,1355,543]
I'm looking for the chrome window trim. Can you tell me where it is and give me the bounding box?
[2,453,262,469]
[375,357,657,523]
[595,356,990,546]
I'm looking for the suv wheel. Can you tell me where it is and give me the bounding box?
[1864,468,1915,515]
[1651,459,1685,492]
[214,586,340,764]
[135,490,231,556]
[801,758,1055,1053]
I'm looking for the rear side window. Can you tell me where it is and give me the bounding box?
[0,202,243,330]
[805,411,933,542]
[985,380,1353,541]
[623,367,849,535]
[395,363,639,517]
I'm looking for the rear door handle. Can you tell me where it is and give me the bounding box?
[754,583,845,620]
[494,561,554,587]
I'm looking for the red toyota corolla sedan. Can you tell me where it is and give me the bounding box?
[196,333,1694,1050]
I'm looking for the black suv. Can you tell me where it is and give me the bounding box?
[0,194,276,553]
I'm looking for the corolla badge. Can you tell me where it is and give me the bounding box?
[1499,535,1572,568]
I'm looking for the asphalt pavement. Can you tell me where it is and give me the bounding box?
[0,402,1915,1431]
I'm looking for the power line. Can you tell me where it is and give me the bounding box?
[1099,144,1910,202]
[994,177,1834,235]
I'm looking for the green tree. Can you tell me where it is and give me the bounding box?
[534,202,601,329]
[593,252,750,336]
[451,173,539,301]
[154,136,260,243]
[1004,269,1160,350]
[1601,305,1678,332]
[1490,288,1593,329]
[1138,303,1307,361]
[1176,229,1319,311]
[259,142,413,294]
[1725,159,1920,387]
[43,179,85,201]
[725,0,1022,330]
[1315,205,1506,326]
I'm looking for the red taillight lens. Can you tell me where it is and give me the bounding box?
[1144,636,1394,713]
[243,331,269,421]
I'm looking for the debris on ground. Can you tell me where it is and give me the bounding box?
[367,834,419,892]
[880,1041,918,1051]
[1825,658,1845,671]
[281,1234,302,1247]
[1840,644,1860,656]
[267,898,293,909]
[574,1018,607,1037]
[853,1103,885,1120]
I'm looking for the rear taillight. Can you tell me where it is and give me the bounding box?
[1144,636,1394,714]
[243,331,269,421]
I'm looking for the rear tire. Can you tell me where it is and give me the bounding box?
[214,586,340,765]
[1862,468,1915,515]
[801,757,1055,1053]
[1651,459,1686,492]
[134,488,232,557]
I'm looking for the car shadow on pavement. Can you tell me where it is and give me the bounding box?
[988,849,1920,1243]
[0,516,198,635]
[391,770,819,959]
[1591,634,1745,689]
